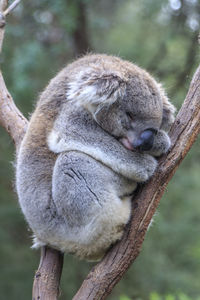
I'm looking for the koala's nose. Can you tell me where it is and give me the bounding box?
[133,129,155,151]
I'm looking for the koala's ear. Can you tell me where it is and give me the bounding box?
[161,95,176,132]
[66,68,126,112]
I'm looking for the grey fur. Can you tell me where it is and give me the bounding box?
[16,54,175,261]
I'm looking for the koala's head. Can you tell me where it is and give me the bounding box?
[67,54,176,152]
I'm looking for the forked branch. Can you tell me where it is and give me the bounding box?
[0,1,199,299]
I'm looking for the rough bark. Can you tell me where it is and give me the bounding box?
[0,1,200,300]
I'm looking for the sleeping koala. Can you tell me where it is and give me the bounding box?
[16,54,175,261]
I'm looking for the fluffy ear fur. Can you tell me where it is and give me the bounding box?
[66,68,127,112]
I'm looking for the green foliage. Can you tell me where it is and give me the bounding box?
[0,0,200,299]
[120,295,132,300]
[150,292,163,300]
[149,292,198,300]
[119,292,200,300]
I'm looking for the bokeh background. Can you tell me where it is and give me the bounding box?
[0,0,200,299]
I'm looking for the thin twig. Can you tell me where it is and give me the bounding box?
[3,0,21,16]
[0,0,7,51]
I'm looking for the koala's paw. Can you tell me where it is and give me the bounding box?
[149,130,171,157]
[136,154,157,182]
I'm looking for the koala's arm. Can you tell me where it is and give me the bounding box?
[48,127,157,183]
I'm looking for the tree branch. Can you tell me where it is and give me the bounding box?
[0,2,199,299]
[0,71,28,149]
[3,0,21,16]
[70,0,92,56]
[32,247,64,300]
[0,2,63,300]
[72,64,200,300]
[0,0,27,150]
[0,0,7,51]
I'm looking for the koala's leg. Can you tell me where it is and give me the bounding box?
[50,151,132,260]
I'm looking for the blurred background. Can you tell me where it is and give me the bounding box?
[0,0,200,299]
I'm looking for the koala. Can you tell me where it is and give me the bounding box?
[16,54,175,261]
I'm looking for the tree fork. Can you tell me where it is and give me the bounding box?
[0,1,199,299]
